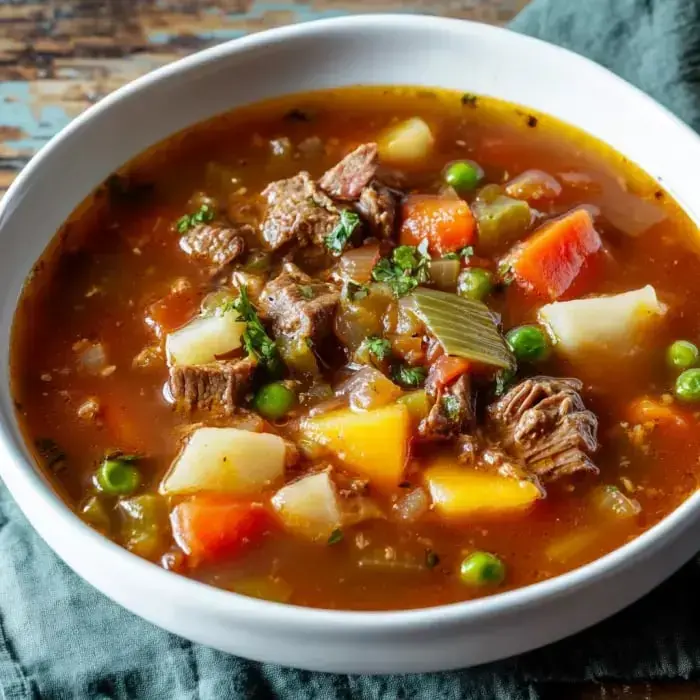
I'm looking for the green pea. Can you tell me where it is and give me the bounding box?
[506,325,550,362]
[460,551,506,587]
[253,381,296,420]
[444,160,483,192]
[95,459,140,495]
[675,368,700,403]
[666,340,699,371]
[457,267,494,301]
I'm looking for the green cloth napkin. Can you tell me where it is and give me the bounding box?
[4,1,700,697]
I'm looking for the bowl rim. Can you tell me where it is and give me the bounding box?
[2,12,700,632]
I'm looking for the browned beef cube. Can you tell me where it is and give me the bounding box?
[488,376,599,482]
[258,263,339,341]
[261,172,340,250]
[419,374,473,441]
[356,182,397,239]
[179,223,247,273]
[319,143,378,200]
[169,357,256,414]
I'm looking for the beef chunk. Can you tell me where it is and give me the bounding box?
[488,376,598,482]
[179,223,247,273]
[356,182,397,239]
[169,358,256,414]
[261,172,340,250]
[258,263,339,341]
[419,374,474,441]
[319,143,378,200]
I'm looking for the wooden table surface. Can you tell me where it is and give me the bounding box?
[1,1,699,698]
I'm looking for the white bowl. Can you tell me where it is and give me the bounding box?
[2,14,700,675]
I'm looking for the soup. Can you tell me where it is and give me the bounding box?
[11,87,700,611]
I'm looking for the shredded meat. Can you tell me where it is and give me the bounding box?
[488,376,598,482]
[318,143,378,200]
[356,182,397,239]
[169,358,256,414]
[179,223,247,273]
[419,374,474,441]
[258,263,340,341]
[260,172,340,250]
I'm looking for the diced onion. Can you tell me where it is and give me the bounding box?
[335,366,402,411]
[338,243,380,284]
[393,487,430,522]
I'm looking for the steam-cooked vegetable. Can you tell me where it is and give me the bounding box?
[160,427,286,496]
[429,259,461,291]
[95,455,141,495]
[425,461,541,519]
[338,243,381,284]
[372,244,431,297]
[506,325,551,362]
[666,340,699,371]
[471,190,532,252]
[459,552,506,586]
[591,485,641,520]
[412,287,514,369]
[165,309,246,366]
[271,470,341,541]
[397,390,431,424]
[675,368,700,402]
[457,267,494,301]
[278,335,319,376]
[119,494,168,560]
[512,209,602,299]
[253,381,296,420]
[400,195,476,256]
[444,160,483,192]
[171,496,272,564]
[300,404,410,490]
[539,285,666,355]
[378,117,434,164]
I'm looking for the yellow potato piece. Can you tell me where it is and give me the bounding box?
[425,462,541,519]
[301,404,410,489]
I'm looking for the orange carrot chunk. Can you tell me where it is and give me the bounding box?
[400,195,476,256]
[512,209,602,300]
[171,497,273,566]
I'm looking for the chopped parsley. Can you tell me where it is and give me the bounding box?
[461,93,478,107]
[344,281,370,302]
[325,209,361,255]
[176,203,215,234]
[494,367,516,397]
[497,261,515,287]
[425,550,440,569]
[34,438,66,472]
[327,528,344,545]
[392,363,427,388]
[231,287,282,375]
[443,246,473,262]
[372,242,431,297]
[441,394,462,420]
[366,336,392,361]
[298,285,315,300]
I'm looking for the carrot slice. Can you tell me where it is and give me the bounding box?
[400,195,476,255]
[512,209,602,300]
[171,497,273,566]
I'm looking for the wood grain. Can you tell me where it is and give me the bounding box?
[1,1,699,697]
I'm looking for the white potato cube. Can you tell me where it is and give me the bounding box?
[165,311,246,366]
[160,427,285,496]
[539,285,666,355]
[271,470,341,541]
[378,117,434,165]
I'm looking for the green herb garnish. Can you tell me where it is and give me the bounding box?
[298,285,315,300]
[372,243,431,297]
[497,261,515,287]
[392,364,427,388]
[231,287,282,375]
[328,528,344,545]
[441,394,461,420]
[494,367,516,397]
[325,209,361,255]
[443,246,474,262]
[344,281,370,302]
[176,203,215,234]
[365,336,392,361]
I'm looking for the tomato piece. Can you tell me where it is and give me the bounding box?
[400,195,476,255]
[146,288,200,337]
[427,355,471,392]
[171,497,273,566]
